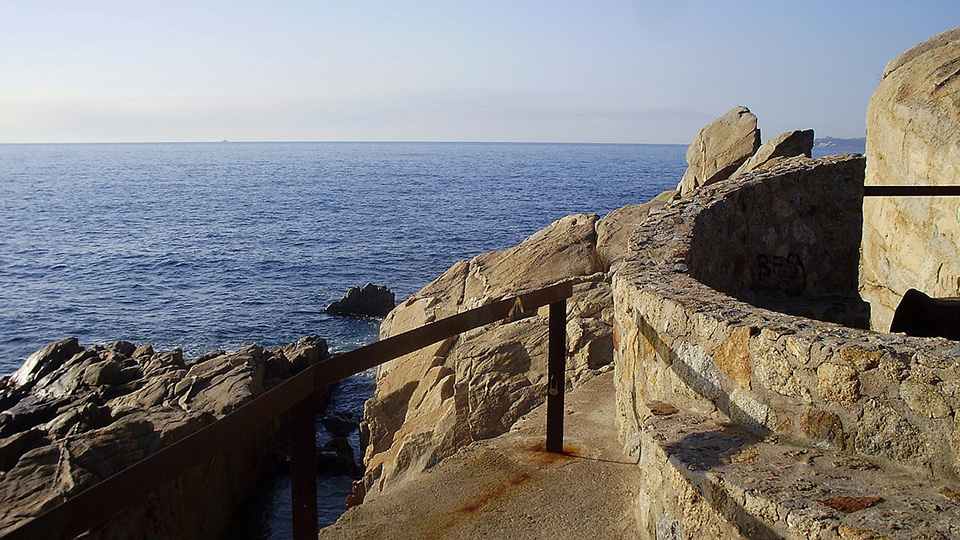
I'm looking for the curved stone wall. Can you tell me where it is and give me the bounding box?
[613,155,960,485]
[686,155,868,328]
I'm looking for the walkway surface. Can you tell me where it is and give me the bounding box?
[318,370,641,539]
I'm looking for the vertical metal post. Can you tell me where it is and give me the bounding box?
[546,299,566,453]
[290,393,318,540]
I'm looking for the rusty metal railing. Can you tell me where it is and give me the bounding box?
[1,281,573,540]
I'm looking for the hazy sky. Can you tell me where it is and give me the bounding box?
[1,1,957,144]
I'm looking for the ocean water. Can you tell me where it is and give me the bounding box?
[0,142,689,374]
[0,141,688,535]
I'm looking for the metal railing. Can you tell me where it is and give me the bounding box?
[2,281,573,540]
[863,185,960,197]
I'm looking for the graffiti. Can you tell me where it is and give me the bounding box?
[757,253,805,294]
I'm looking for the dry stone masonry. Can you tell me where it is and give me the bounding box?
[613,153,960,538]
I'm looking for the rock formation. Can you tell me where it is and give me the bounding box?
[360,194,673,499]
[677,106,760,197]
[326,283,396,317]
[0,336,328,538]
[860,27,960,331]
[727,129,814,181]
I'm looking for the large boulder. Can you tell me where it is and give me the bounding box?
[595,191,674,270]
[8,338,84,391]
[0,336,328,538]
[860,27,960,330]
[361,214,615,498]
[728,129,814,181]
[677,106,760,197]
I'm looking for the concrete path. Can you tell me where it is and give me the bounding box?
[319,370,641,539]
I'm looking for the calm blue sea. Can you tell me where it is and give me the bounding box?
[0,141,855,534]
[0,142,689,373]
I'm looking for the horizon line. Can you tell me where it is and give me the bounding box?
[0,139,687,146]
[0,136,865,146]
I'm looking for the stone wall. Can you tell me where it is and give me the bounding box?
[860,27,960,331]
[613,155,960,495]
[686,155,868,328]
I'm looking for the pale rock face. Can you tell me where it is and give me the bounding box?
[363,209,660,498]
[595,191,673,270]
[860,27,960,330]
[728,129,814,182]
[677,106,760,197]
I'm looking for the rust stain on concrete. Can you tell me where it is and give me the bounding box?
[456,472,533,515]
[525,442,579,465]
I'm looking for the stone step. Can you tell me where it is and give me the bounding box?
[635,404,960,539]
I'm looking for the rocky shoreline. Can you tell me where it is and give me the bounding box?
[0,335,329,538]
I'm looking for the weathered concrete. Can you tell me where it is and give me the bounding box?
[323,371,641,539]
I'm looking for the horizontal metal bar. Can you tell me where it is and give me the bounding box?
[1,280,575,539]
[863,185,960,197]
[315,280,574,387]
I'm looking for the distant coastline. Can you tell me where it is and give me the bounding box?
[814,136,866,149]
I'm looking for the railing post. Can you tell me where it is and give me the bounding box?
[546,299,566,453]
[290,392,318,540]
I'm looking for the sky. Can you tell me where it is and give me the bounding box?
[1,1,958,144]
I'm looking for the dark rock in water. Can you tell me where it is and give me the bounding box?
[326,283,395,317]
[317,437,363,477]
[322,410,358,437]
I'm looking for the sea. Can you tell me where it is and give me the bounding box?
[0,140,858,535]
